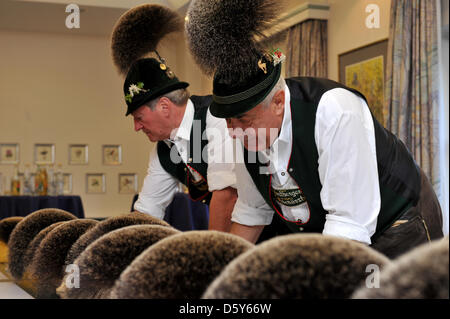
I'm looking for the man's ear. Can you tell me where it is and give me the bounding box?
[158,97,171,117]
[271,90,285,116]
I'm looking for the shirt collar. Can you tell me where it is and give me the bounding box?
[166,98,194,145]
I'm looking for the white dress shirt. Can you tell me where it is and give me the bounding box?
[134,99,237,219]
[231,86,381,245]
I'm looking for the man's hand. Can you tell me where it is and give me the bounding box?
[208,187,237,232]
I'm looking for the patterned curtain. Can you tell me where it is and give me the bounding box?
[286,19,327,78]
[384,0,441,197]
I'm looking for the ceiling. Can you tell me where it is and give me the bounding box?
[0,0,191,37]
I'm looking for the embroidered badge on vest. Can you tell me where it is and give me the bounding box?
[188,171,209,192]
[271,187,306,207]
[186,165,209,197]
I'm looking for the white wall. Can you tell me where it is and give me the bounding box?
[0,29,207,218]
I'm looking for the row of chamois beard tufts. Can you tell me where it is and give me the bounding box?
[0,208,448,299]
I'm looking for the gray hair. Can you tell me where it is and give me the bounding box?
[146,88,190,110]
[262,76,286,108]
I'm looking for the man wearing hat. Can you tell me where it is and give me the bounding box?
[185,0,444,257]
[111,5,237,231]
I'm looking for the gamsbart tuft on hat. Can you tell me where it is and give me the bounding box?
[122,58,189,116]
[110,4,189,116]
[185,0,283,118]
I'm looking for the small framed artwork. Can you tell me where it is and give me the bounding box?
[35,144,55,165]
[103,145,122,165]
[0,144,19,164]
[119,173,138,194]
[63,173,73,194]
[69,144,88,165]
[86,173,106,194]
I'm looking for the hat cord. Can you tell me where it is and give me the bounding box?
[154,50,166,64]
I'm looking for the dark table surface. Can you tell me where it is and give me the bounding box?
[0,195,85,219]
[131,192,209,231]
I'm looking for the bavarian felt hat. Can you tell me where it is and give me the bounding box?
[123,58,189,116]
[210,53,282,119]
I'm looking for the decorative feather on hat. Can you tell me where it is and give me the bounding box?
[185,0,285,118]
[111,4,184,75]
[185,0,280,79]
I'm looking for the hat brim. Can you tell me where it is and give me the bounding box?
[125,81,189,116]
[209,65,281,119]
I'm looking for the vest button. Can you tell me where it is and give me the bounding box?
[202,200,206,203]
[299,227,304,231]
[281,172,285,176]
[184,168,187,172]
[289,168,293,172]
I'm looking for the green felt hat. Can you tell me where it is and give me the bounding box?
[123,58,189,116]
[210,51,283,119]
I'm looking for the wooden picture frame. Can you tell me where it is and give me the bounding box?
[35,144,55,165]
[86,173,106,194]
[69,144,88,165]
[0,143,19,164]
[338,39,388,125]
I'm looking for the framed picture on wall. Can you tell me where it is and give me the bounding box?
[118,173,138,194]
[86,173,106,194]
[63,173,73,194]
[338,39,388,125]
[34,144,55,165]
[0,143,19,164]
[102,145,122,165]
[69,144,88,165]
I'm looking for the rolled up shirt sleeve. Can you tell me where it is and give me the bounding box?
[232,197,274,226]
[205,109,237,191]
[315,88,381,245]
[133,146,179,220]
[322,215,374,244]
